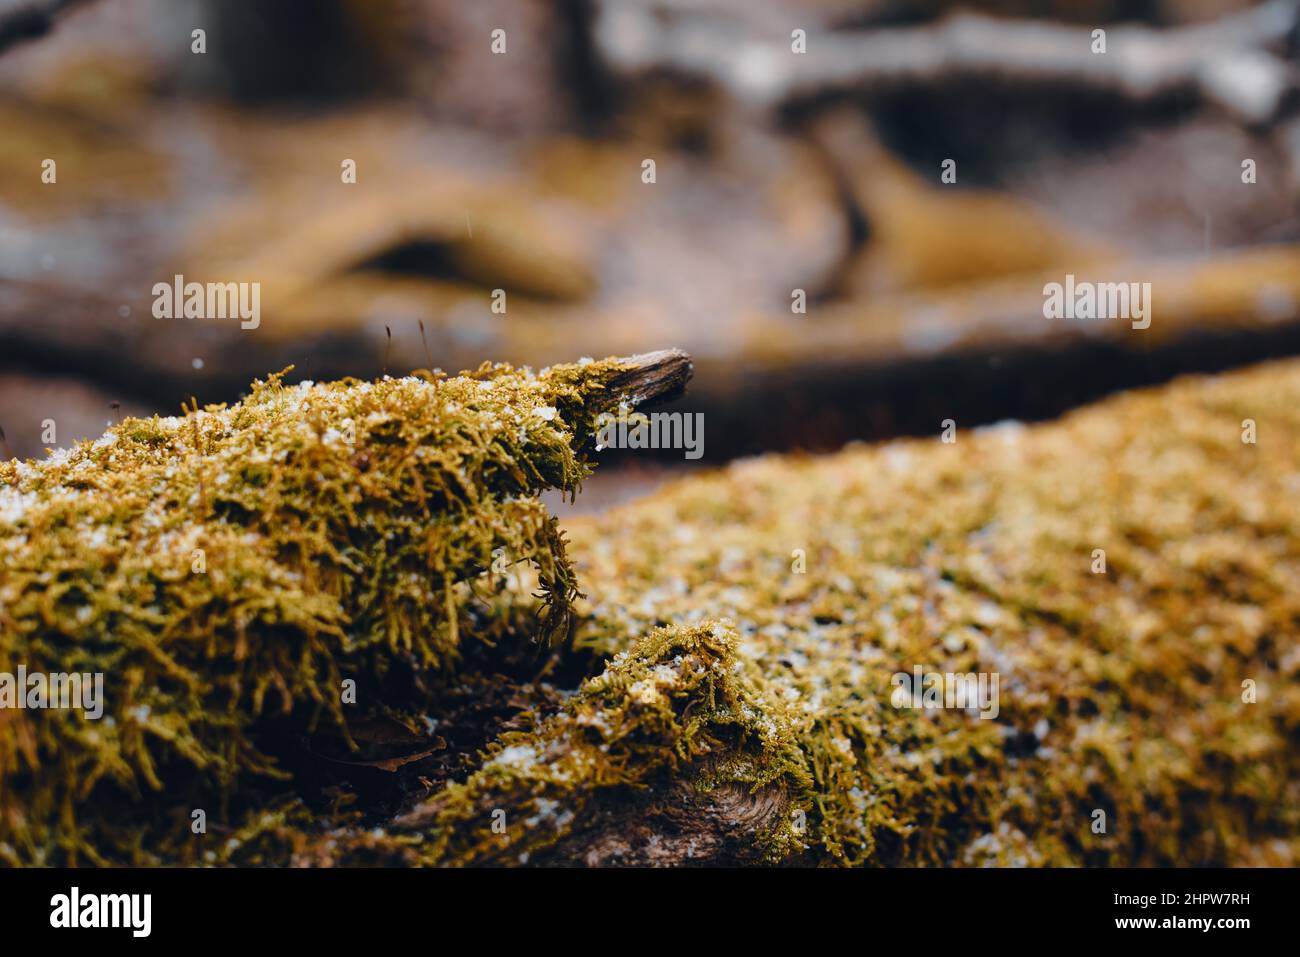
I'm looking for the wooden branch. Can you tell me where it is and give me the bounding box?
[603,347,694,407]
[594,0,1300,123]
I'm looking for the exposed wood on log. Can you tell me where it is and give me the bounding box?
[603,348,694,407]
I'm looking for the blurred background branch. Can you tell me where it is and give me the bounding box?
[0,0,93,56]
[594,0,1300,122]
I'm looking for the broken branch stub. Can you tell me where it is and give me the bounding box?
[601,348,693,408]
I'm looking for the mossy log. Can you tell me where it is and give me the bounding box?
[2,351,1297,866]
[558,358,1300,866]
[0,350,690,864]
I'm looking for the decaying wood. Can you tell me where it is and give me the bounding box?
[539,768,793,867]
[601,348,694,407]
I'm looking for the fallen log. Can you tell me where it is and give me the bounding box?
[5,350,1294,866]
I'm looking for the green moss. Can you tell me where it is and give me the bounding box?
[0,356,636,865]
[3,355,1298,867]
[561,358,1300,866]
[228,360,1299,868]
[384,619,812,865]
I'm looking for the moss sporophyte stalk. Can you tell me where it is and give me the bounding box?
[2,351,1297,866]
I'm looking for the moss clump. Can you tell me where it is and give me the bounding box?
[562,358,1300,865]
[3,353,1297,867]
[386,619,812,865]
[223,360,1300,868]
[206,620,811,867]
[0,355,642,865]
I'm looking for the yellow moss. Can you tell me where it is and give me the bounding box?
[385,620,812,866]
[563,358,1300,865]
[3,355,1297,867]
[227,359,1299,867]
[0,356,635,865]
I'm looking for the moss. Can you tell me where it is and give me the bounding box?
[3,354,1298,866]
[206,620,812,867]
[380,620,812,865]
[0,355,637,865]
[213,359,1300,868]
[562,358,1300,866]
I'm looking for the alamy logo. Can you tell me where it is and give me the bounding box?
[595,407,704,460]
[0,666,103,719]
[1042,274,1151,329]
[152,274,261,329]
[891,666,1000,719]
[50,887,151,937]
